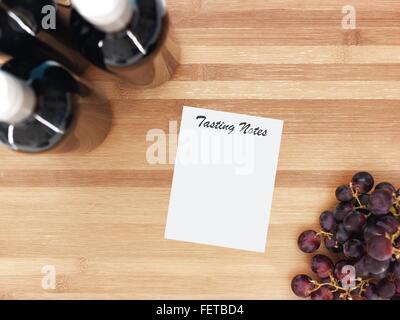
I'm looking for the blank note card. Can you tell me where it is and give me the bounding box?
[165,106,284,253]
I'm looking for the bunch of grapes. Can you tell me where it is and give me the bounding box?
[292,172,400,300]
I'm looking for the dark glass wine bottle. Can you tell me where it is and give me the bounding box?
[0,0,87,74]
[0,54,111,153]
[68,0,179,87]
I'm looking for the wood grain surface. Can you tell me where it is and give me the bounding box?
[1,0,400,300]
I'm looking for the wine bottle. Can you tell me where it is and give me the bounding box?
[68,0,179,87]
[0,54,111,153]
[0,0,88,74]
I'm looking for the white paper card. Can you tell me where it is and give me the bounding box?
[165,106,284,253]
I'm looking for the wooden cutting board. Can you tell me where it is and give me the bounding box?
[1,0,400,299]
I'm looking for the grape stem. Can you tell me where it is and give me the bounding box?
[310,275,370,300]
[316,230,333,240]
[393,196,400,216]
[350,183,366,209]
[390,206,399,217]
[391,228,400,243]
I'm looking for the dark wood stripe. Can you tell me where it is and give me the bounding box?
[87,64,400,81]
[112,99,400,134]
[169,64,400,81]
[276,171,400,189]
[0,170,173,188]
[113,98,400,109]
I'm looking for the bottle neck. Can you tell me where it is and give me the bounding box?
[0,71,36,124]
[72,0,136,34]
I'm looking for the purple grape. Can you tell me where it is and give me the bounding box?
[394,236,400,249]
[395,279,400,294]
[310,286,334,300]
[377,216,400,235]
[368,189,393,216]
[377,278,396,299]
[356,207,370,216]
[298,230,321,253]
[391,261,400,279]
[354,257,370,278]
[336,223,351,244]
[375,182,396,195]
[334,202,354,222]
[364,283,379,300]
[336,184,353,202]
[320,277,332,284]
[364,224,386,242]
[351,286,362,297]
[343,239,365,259]
[352,172,374,194]
[324,236,342,254]
[343,211,367,233]
[370,272,388,281]
[358,193,370,206]
[366,236,393,261]
[319,211,336,232]
[291,275,316,297]
[334,260,349,282]
[311,254,334,279]
[364,255,390,275]
[333,291,345,300]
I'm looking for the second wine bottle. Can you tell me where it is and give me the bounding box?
[67,0,179,87]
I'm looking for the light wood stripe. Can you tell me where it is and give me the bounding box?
[87,46,400,67]
[0,258,80,276]
[97,80,400,100]
[168,0,400,12]
[180,46,400,64]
